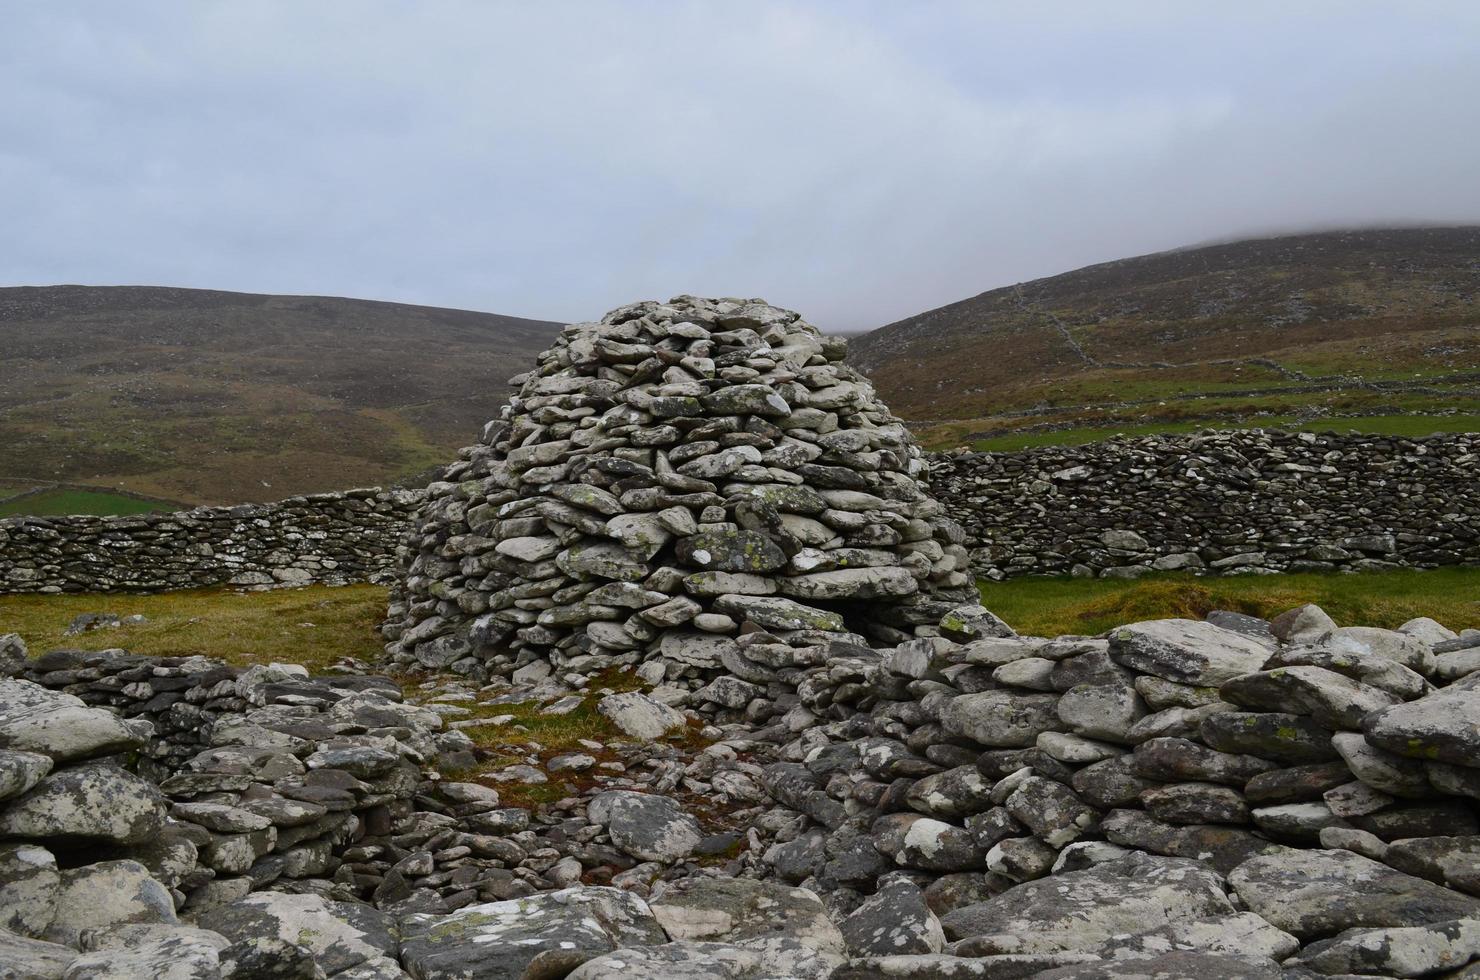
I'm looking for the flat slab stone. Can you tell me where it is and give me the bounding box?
[44,859,177,947]
[399,886,664,980]
[196,892,400,976]
[1365,685,1480,768]
[0,679,143,763]
[940,853,1234,951]
[1228,847,1480,939]
[597,692,686,740]
[648,878,845,955]
[589,790,703,862]
[568,940,842,979]
[0,763,165,845]
[1108,620,1272,686]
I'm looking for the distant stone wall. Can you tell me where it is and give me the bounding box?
[0,488,424,594]
[928,430,1480,579]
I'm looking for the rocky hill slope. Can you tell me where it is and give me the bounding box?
[0,286,561,504]
[850,227,1480,448]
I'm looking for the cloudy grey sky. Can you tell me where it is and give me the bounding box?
[4,2,1479,330]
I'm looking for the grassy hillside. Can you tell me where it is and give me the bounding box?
[849,227,1480,449]
[0,286,561,505]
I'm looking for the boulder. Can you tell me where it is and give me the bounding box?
[0,750,52,803]
[1365,686,1480,767]
[1108,620,1272,686]
[0,764,165,845]
[0,843,58,938]
[648,878,845,954]
[939,853,1234,950]
[197,892,400,976]
[0,680,143,763]
[568,940,841,979]
[589,791,703,863]
[1228,847,1480,939]
[45,860,177,947]
[401,887,663,979]
[597,692,686,740]
[1296,916,1480,977]
[839,877,945,956]
[940,691,1062,747]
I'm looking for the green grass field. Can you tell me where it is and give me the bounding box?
[2,568,1476,680]
[963,413,1480,453]
[0,488,177,518]
[0,583,388,671]
[980,567,1480,637]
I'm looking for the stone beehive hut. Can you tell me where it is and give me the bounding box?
[382,296,976,679]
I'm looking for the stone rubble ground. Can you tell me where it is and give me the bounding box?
[5,596,1480,978]
[2,300,1480,978]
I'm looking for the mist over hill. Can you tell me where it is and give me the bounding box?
[849,227,1480,448]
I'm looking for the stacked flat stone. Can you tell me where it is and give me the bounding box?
[754,607,1480,935]
[382,296,975,679]
[930,429,1480,580]
[0,487,423,595]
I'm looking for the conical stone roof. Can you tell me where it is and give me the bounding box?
[381,296,975,679]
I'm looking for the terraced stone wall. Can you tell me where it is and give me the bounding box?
[928,429,1480,579]
[0,488,424,594]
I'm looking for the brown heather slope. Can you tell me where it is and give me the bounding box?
[0,286,561,504]
[849,227,1480,445]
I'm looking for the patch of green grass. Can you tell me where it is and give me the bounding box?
[0,489,175,517]
[0,583,389,672]
[1307,413,1480,439]
[979,567,1480,638]
[962,413,1480,453]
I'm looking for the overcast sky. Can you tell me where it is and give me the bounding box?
[4,2,1479,330]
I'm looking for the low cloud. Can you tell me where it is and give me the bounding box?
[3,1,1478,329]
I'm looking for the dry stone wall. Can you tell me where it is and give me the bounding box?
[929,429,1480,579]
[0,488,423,594]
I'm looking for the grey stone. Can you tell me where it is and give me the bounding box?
[589,791,703,862]
[45,860,176,948]
[1221,666,1400,731]
[1365,686,1480,767]
[940,691,1062,747]
[940,853,1234,952]
[401,886,664,980]
[597,692,686,739]
[649,877,845,954]
[1229,847,1480,939]
[569,940,841,980]
[0,680,143,763]
[0,843,58,938]
[840,878,945,955]
[1108,620,1272,686]
[197,892,399,977]
[0,929,76,979]
[1296,916,1480,977]
[0,750,52,803]
[0,763,165,845]
[777,566,920,600]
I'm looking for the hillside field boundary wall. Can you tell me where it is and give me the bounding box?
[929,429,1480,579]
[3,430,1479,594]
[0,487,424,594]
